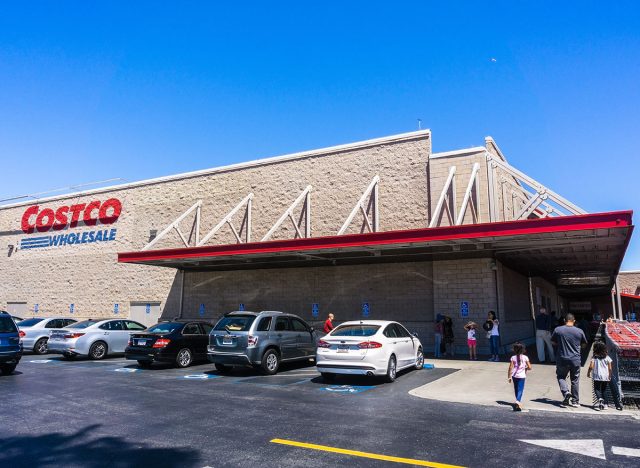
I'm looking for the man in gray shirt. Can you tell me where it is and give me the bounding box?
[551,313,588,407]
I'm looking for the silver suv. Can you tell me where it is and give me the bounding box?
[208,311,318,375]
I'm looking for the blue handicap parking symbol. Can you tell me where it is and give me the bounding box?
[312,303,319,318]
[460,301,469,318]
[362,302,370,318]
[199,304,205,316]
[239,303,245,311]
[145,303,151,314]
[319,384,375,394]
[34,304,39,313]
[182,374,221,380]
[69,303,74,314]
[423,363,435,369]
[114,303,119,314]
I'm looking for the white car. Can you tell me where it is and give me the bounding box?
[18,317,77,354]
[316,320,424,382]
[48,318,146,360]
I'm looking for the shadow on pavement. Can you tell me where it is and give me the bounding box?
[0,424,200,468]
[531,397,564,408]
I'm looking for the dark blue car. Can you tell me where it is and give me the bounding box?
[0,311,22,375]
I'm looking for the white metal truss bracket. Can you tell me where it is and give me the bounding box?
[429,167,456,228]
[337,176,380,235]
[198,193,254,246]
[143,200,202,251]
[262,186,312,241]
[456,163,481,225]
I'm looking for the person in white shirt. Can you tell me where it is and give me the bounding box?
[464,321,477,360]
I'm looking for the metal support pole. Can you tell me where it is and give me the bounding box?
[486,155,497,222]
[178,269,185,319]
[615,279,624,320]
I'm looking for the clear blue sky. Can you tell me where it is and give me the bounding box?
[1,2,639,268]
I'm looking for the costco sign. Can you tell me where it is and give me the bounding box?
[19,198,122,250]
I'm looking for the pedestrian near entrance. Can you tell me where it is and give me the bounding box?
[551,313,588,408]
[434,314,444,358]
[486,311,500,361]
[443,316,455,357]
[323,313,335,334]
[587,341,623,411]
[464,321,477,360]
[535,307,555,363]
[507,342,532,411]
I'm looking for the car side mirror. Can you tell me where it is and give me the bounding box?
[309,326,315,333]
[412,332,419,338]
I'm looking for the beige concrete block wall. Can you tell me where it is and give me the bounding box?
[178,261,435,337]
[0,132,431,317]
[619,271,640,295]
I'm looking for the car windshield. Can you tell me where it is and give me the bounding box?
[147,322,183,334]
[331,324,380,337]
[17,318,45,327]
[0,316,18,333]
[67,320,101,329]
[214,315,256,332]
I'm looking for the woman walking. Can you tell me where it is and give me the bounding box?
[486,311,500,361]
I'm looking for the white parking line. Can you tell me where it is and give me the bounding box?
[612,446,640,458]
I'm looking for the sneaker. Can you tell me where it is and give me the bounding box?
[514,403,522,412]
[616,405,623,411]
[561,393,572,407]
[569,399,580,408]
[593,404,601,411]
[599,399,605,411]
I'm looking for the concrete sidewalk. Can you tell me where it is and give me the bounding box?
[409,357,640,417]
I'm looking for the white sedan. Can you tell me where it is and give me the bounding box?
[316,320,424,382]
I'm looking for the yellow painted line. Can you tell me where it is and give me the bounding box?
[270,438,466,468]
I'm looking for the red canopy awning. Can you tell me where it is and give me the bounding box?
[118,210,634,297]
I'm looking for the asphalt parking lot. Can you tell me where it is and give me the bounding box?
[1,355,639,468]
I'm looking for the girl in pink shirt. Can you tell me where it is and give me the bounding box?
[507,342,532,411]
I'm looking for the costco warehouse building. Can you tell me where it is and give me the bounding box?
[0,130,634,354]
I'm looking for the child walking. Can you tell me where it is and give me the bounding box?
[507,342,531,411]
[464,321,477,360]
[587,341,623,411]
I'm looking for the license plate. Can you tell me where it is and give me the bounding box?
[222,336,233,345]
[337,345,349,353]
[137,340,147,346]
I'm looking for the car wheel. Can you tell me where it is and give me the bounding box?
[34,338,49,355]
[0,364,17,375]
[89,341,108,360]
[384,355,397,383]
[320,372,335,382]
[260,349,280,375]
[176,348,193,368]
[215,363,232,373]
[137,360,152,369]
[415,347,424,370]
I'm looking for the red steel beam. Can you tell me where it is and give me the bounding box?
[118,210,633,264]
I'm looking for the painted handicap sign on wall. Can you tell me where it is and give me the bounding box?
[199,304,205,316]
[460,301,469,318]
[114,303,119,314]
[239,303,245,311]
[362,302,370,318]
[34,304,39,314]
[312,303,319,318]
[320,384,375,394]
[69,303,74,314]
[145,303,151,314]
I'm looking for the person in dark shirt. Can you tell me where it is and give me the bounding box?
[535,307,555,363]
[551,313,587,408]
[323,313,335,334]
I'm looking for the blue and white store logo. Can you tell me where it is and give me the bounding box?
[20,228,118,250]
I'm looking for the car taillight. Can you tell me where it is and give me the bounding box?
[247,335,258,347]
[19,330,25,338]
[127,337,133,347]
[358,341,382,349]
[153,338,171,348]
[64,333,85,339]
[317,340,331,348]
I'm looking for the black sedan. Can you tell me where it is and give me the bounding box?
[125,320,213,368]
